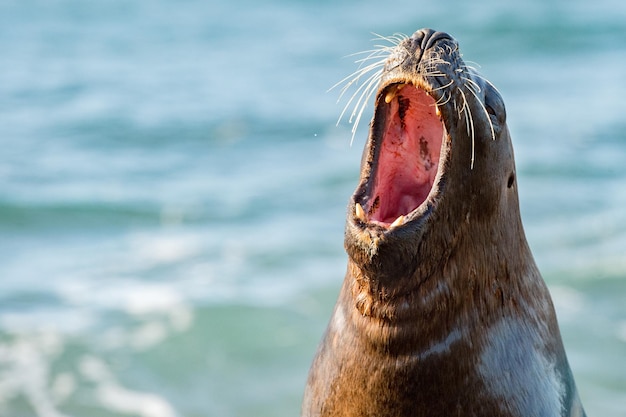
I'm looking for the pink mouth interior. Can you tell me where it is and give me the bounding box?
[367,84,444,225]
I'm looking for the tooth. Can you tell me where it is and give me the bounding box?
[385,84,405,104]
[355,203,367,222]
[435,105,441,117]
[389,215,405,229]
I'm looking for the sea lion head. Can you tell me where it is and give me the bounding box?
[343,29,519,291]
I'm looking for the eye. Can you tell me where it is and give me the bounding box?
[507,172,515,188]
[486,104,496,117]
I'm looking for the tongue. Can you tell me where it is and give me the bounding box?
[368,85,443,225]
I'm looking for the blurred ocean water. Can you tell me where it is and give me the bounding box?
[0,0,625,416]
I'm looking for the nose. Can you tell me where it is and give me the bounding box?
[410,28,453,52]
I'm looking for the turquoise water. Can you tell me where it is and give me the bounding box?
[1,0,625,416]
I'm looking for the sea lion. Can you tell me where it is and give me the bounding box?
[301,29,586,417]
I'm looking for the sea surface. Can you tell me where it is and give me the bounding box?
[1,0,625,416]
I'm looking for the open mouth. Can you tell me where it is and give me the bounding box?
[354,82,447,229]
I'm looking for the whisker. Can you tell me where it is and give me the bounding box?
[371,32,408,45]
[436,90,453,106]
[332,58,384,88]
[336,67,382,127]
[352,48,393,63]
[427,59,451,67]
[329,59,385,97]
[371,44,398,51]
[461,76,481,95]
[349,72,382,145]
[347,69,383,123]
[345,47,393,58]
[421,71,449,78]
[458,88,475,169]
[463,60,482,70]
[353,51,392,65]
[432,80,455,92]
[466,85,496,142]
[329,34,400,144]
[462,66,504,97]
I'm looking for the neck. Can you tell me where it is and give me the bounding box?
[341,202,543,354]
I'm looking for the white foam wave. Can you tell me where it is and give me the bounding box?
[80,355,179,417]
[0,332,70,417]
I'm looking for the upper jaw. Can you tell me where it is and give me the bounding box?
[350,77,451,234]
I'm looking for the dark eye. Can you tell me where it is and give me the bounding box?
[507,172,515,188]
[486,105,496,116]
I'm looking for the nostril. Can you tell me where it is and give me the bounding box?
[410,28,436,48]
[409,28,453,66]
[411,28,453,51]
